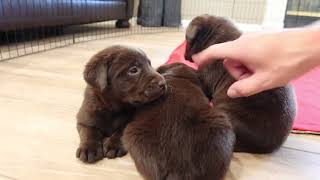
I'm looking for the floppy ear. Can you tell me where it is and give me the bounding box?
[157,64,172,74]
[186,23,200,42]
[157,63,185,74]
[136,47,147,57]
[83,55,108,91]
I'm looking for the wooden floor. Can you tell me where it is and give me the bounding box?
[0,32,319,180]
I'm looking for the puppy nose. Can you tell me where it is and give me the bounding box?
[151,78,166,87]
[158,80,166,90]
[144,78,167,98]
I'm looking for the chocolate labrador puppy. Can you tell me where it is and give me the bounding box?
[76,45,166,163]
[123,63,235,180]
[185,15,296,153]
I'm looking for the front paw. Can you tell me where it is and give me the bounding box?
[103,137,127,159]
[76,142,104,163]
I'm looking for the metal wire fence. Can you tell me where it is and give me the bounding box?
[285,0,320,27]
[0,0,319,61]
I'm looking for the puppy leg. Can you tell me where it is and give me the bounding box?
[76,123,104,163]
[103,129,128,159]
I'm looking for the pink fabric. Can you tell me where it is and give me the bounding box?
[165,41,198,69]
[292,69,320,133]
[165,41,320,133]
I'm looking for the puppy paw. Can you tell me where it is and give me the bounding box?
[76,142,104,163]
[103,137,127,159]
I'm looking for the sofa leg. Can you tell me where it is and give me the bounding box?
[116,20,130,28]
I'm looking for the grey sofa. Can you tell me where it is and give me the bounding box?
[0,0,134,31]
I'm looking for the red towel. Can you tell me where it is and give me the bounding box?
[165,41,320,134]
[292,69,320,134]
[165,41,198,69]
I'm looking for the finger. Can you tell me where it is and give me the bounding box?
[192,41,237,65]
[227,74,269,98]
[223,59,252,80]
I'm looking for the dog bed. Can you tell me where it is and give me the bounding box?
[165,41,320,134]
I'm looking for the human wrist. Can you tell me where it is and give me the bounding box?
[277,29,320,79]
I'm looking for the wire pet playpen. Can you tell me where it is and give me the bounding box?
[0,0,319,61]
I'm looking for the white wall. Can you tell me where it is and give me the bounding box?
[181,0,267,24]
[263,0,288,30]
[133,0,289,29]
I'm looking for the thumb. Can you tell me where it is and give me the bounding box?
[192,41,236,65]
[227,74,269,98]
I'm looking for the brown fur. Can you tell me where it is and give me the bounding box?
[185,15,296,153]
[76,45,166,163]
[123,63,235,180]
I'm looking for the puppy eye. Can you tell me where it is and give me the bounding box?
[128,66,140,75]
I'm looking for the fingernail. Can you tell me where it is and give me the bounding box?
[227,88,239,98]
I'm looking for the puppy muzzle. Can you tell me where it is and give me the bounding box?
[144,78,167,100]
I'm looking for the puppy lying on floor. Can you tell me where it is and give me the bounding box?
[123,63,235,180]
[185,15,296,153]
[76,45,166,163]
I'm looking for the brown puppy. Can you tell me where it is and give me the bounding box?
[185,15,296,153]
[123,63,235,180]
[76,45,166,163]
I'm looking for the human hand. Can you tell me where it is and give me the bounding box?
[192,29,320,98]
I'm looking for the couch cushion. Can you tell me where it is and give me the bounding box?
[0,0,73,17]
[72,0,127,23]
[0,0,127,31]
[92,0,126,1]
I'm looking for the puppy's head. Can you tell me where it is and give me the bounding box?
[185,15,241,61]
[84,45,167,106]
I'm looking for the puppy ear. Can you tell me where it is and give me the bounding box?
[157,63,184,74]
[186,23,200,42]
[135,47,146,56]
[83,56,108,91]
[157,64,171,74]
